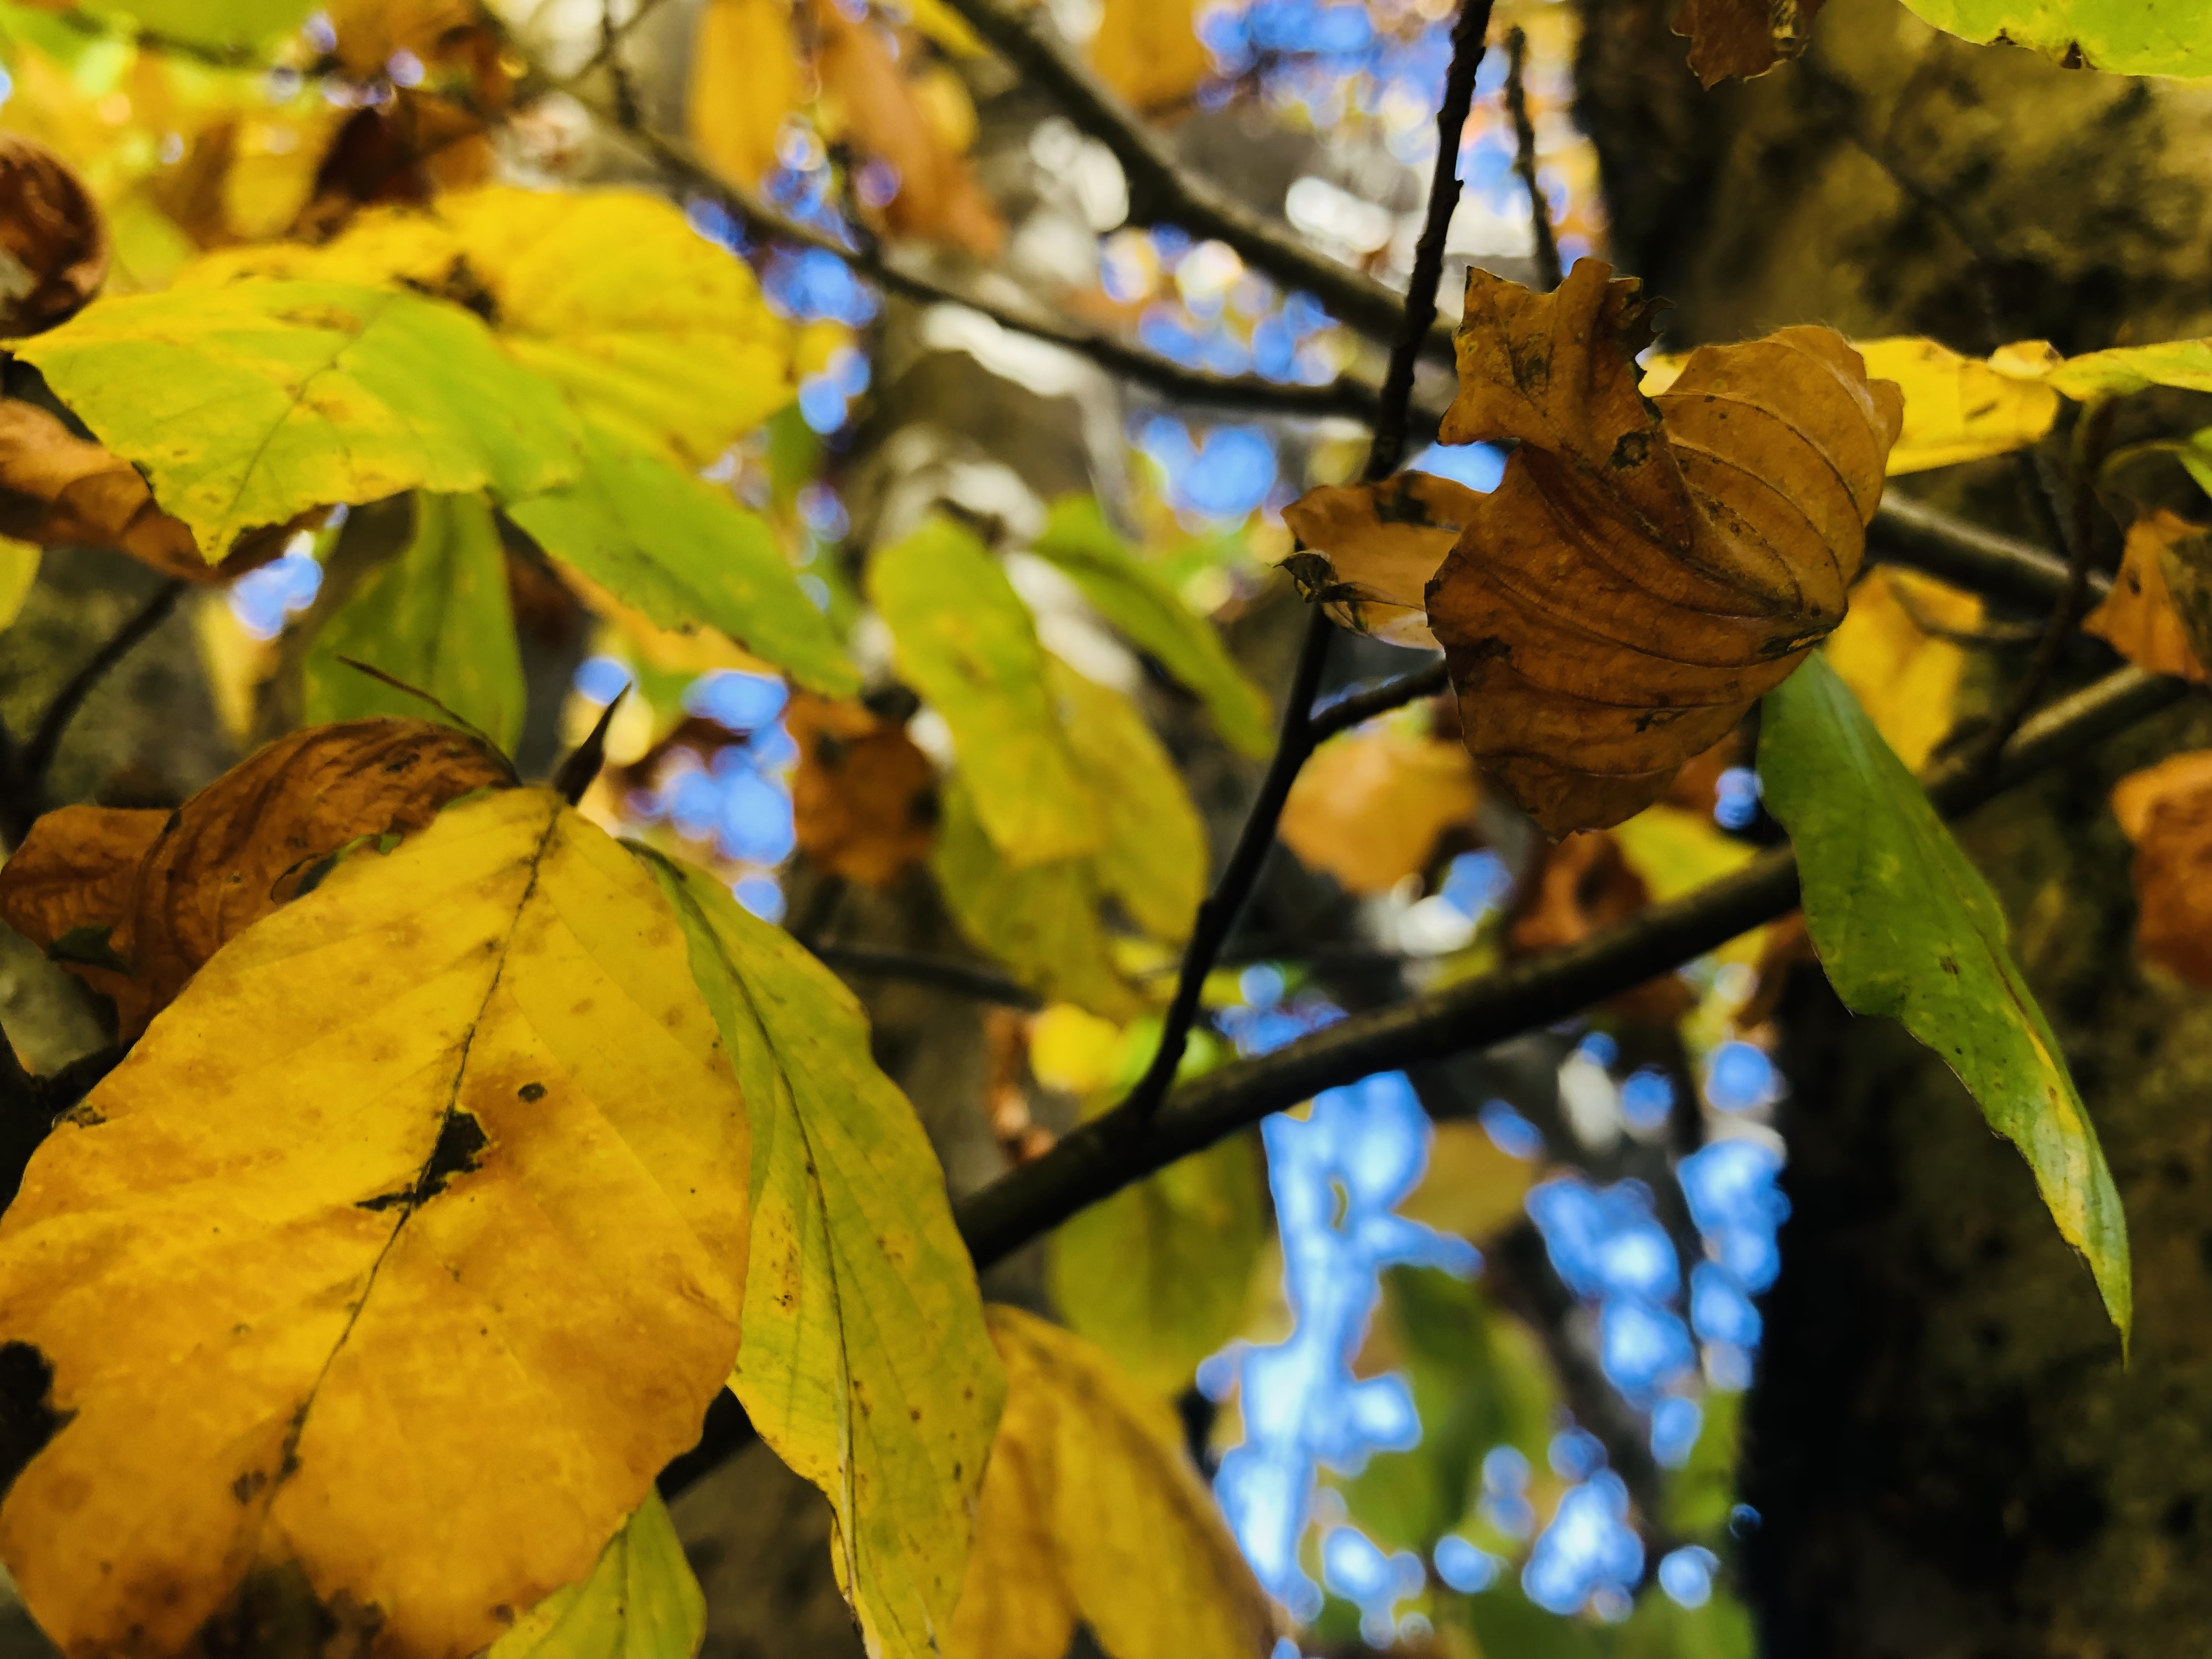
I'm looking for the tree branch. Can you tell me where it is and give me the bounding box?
[927,0,1454,357]
[955,664,2184,1267]
[1308,659,1450,743]
[809,944,1042,1010]
[1107,0,1495,1131]
[1870,492,2097,611]
[1504,26,1563,292]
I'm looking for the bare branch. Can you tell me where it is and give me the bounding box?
[1308,659,1450,743]
[1870,492,2098,610]
[1504,26,1563,292]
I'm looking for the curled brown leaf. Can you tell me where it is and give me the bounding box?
[1280,472,1485,650]
[1426,260,1900,835]
[788,692,939,886]
[0,136,107,337]
[0,719,515,1036]
[2082,509,2212,682]
[2111,749,2212,985]
[1669,0,1826,87]
[0,400,221,581]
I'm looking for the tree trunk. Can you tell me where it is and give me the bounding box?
[1571,3,2212,1650]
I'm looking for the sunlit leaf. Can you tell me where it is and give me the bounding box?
[18,280,578,556]
[1396,1123,1537,1245]
[1824,566,1983,768]
[2082,508,2212,681]
[487,1492,705,1659]
[946,1307,1276,1659]
[1897,0,2212,76]
[507,416,856,697]
[1280,730,1480,896]
[689,0,803,190]
[59,0,319,52]
[305,492,526,754]
[0,787,751,1658]
[1430,261,1902,834]
[871,516,1099,866]
[2111,748,2212,986]
[1759,653,2130,1338]
[1851,337,2061,474]
[1033,496,1274,758]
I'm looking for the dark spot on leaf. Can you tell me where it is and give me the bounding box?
[1609,430,1652,470]
[1940,955,1961,976]
[196,1561,384,1659]
[421,1112,488,1195]
[517,1082,546,1103]
[232,1470,267,1504]
[0,1341,70,1496]
[61,1102,104,1128]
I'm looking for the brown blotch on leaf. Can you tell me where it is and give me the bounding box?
[2112,749,2212,985]
[787,691,939,887]
[1424,260,1900,835]
[0,1341,70,1497]
[1670,0,1826,87]
[0,136,108,337]
[0,720,515,1038]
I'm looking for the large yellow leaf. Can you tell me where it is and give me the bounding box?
[0,788,751,1659]
[947,1308,1276,1659]
[689,0,803,190]
[488,1492,706,1659]
[870,517,1099,867]
[16,280,578,557]
[648,857,1003,1659]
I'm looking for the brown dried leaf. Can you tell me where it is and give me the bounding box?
[0,135,106,337]
[1428,261,1901,836]
[0,720,516,1037]
[0,400,222,581]
[2111,749,2212,985]
[1509,830,1691,1023]
[788,692,939,887]
[2083,509,2212,682]
[1669,0,1826,86]
[1279,731,1480,896]
[0,805,168,1008]
[1280,472,1486,651]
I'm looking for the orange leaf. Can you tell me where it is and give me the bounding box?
[690,0,804,190]
[1278,731,1479,896]
[1426,260,1901,835]
[1668,0,1827,87]
[2082,509,2212,682]
[1280,472,1485,651]
[1509,828,1691,1023]
[787,691,940,886]
[0,805,168,1011]
[2111,749,2212,985]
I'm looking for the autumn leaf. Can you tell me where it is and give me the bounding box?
[1397,1120,1534,1243]
[650,858,1003,1659]
[0,787,751,1659]
[814,0,1005,256]
[1668,0,1826,86]
[788,692,940,885]
[2083,509,2212,683]
[1032,496,1273,759]
[689,0,803,190]
[0,538,37,628]
[1760,653,2130,1339]
[1282,471,1486,652]
[18,279,579,557]
[0,719,514,1036]
[1898,0,2212,76]
[870,517,1099,867]
[1825,567,1984,769]
[1425,259,1901,834]
[305,492,527,753]
[1279,730,1480,897]
[2111,749,2212,987]
[488,1493,706,1659]
[947,1308,1277,1659]
[0,134,109,336]
[1048,659,1206,945]
[0,398,208,582]
[1510,828,1692,1023]
[1088,0,1213,112]
[1849,337,2062,475]
[36,0,322,52]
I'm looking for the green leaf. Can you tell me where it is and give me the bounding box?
[2046,338,2212,397]
[870,516,1098,865]
[82,0,316,51]
[647,855,1005,1659]
[1897,0,2212,76]
[506,417,855,696]
[1032,496,1274,758]
[304,493,526,755]
[1758,653,2130,1339]
[487,1492,704,1659]
[1047,1094,1261,1394]
[1047,658,1206,944]
[19,283,579,559]
[932,779,1138,1019]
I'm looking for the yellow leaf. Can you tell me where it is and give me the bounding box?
[488,1492,706,1659]
[689,0,803,190]
[947,1308,1277,1659]
[2084,509,2212,682]
[650,858,1002,1659]
[1088,0,1213,113]
[1049,658,1206,944]
[1280,731,1480,896]
[0,536,41,629]
[903,0,988,57]
[0,788,750,1659]
[1852,337,2062,474]
[1823,567,1983,769]
[1396,1120,1534,1244]
[1028,1003,1126,1097]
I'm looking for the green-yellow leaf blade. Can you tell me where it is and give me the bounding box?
[19,281,578,558]
[647,855,1004,1659]
[1897,0,2212,76]
[305,492,527,754]
[95,0,318,51]
[507,417,856,696]
[488,1492,705,1659]
[1033,497,1274,758]
[1759,653,2131,1339]
[871,517,1098,865]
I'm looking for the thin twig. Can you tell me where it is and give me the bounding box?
[599,0,642,127]
[1106,0,1496,1133]
[1504,26,1563,292]
[565,0,675,86]
[808,944,1042,1010]
[953,663,2184,1266]
[1870,492,2098,612]
[1307,659,1450,743]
